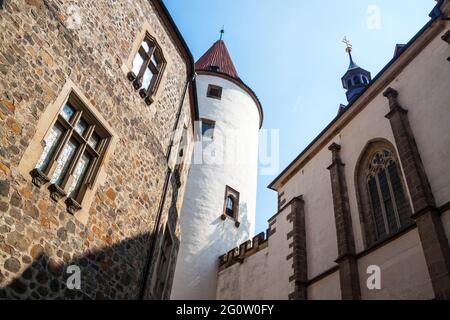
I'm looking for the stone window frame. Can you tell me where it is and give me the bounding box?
[354,138,413,247]
[207,84,223,100]
[18,79,117,225]
[221,185,240,228]
[122,22,171,107]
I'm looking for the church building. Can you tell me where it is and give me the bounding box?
[216,0,450,300]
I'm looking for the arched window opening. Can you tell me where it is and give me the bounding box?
[362,76,369,85]
[356,142,412,246]
[347,79,353,88]
[354,76,361,85]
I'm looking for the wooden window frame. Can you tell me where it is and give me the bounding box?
[30,92,112,215]
[221,186,240,228]
[207,84,223,100]
[127,33,166,106]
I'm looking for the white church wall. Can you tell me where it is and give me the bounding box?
[307,271,341,300]
[171,74,261,300]
[280,149,339,279]
[357,228,434,300]
[390,25,450,207]
[265,204,295,299]
[338,93,396,253]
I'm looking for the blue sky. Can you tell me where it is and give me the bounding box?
[164,0,436,234]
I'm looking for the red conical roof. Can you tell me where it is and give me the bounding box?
[195,40,239,79]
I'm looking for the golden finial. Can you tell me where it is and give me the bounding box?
[342,37,352,53]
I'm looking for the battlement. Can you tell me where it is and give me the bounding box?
[218,229,271,271]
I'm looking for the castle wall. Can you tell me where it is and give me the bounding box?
[171,73,260,300]
[0,0,194,299]
[216,202,294,300]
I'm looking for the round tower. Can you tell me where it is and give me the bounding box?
[171,39,263,300]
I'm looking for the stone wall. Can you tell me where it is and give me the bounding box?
[0,0,194,299]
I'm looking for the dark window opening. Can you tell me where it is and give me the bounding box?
[207,84,223,100]
[208,65,220,72]
[201,119,215,140]
[366,150,411,240]
[222,186,240,222]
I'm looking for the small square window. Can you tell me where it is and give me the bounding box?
[207,85,222,100]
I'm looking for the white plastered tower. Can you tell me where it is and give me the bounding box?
[171,40,263,300]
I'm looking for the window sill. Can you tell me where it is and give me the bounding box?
[127,71,154,106]
[220,213,240,228]
[30,169,82,216]
[358,222,416,259]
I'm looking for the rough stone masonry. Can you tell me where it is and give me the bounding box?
[0,0,194,299]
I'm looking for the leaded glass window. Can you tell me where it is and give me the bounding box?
[32,94,111,214]
[366,149,411,240]
[128,35,166,105]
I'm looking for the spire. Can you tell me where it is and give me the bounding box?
[340,37,371,104]
[195,39,239,79]
[219,26,225,41]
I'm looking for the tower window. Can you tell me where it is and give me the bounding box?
[208,65,220,72]
[31,92,112,214]
[362,76,369,85]
[222,186,240,222]
[207,84,223,100]
[354,76,361,85]
[347,79,353,88]
[128,34,166,105]
[201,119,215,140]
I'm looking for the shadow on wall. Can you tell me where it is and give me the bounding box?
[182,202,251,295]
[0,232,156,300]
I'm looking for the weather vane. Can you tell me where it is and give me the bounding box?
[219,26,225,41]
[342,36,352,53]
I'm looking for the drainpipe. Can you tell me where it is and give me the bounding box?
[138,73,196,300]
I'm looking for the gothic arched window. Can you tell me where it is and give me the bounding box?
[356,141,412,246]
